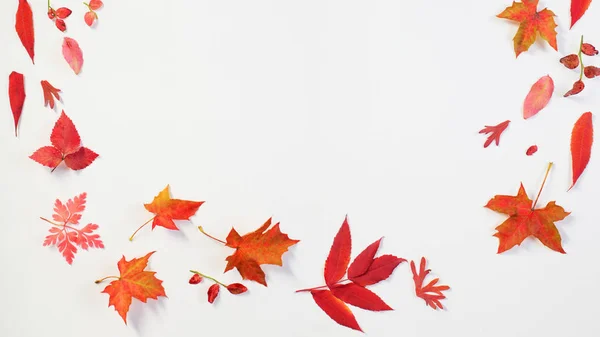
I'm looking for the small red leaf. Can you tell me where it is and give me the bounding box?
[569,112,593,190]
[55,7,72,19]
[189,274,202,284]
[55,19,66,32]
[584,66,600,79]
[331,283,392,311]
[479,120,510,148]
[29,146,63,168]
[324,217,352,286]
[89,0,103,10]
[560,54,580,69]
[15,0,35,63]
[84,11,97,27]
[311,290,362,332]
[8,71,25,137]
[207,284,220,304]
[526,145,538,156]
[570,0,593,28]
[349,254,405,286]
[64,147,99,170]
[565,80,585,97]
[41,80,61,109]
[523,75,553,119]
[411,257,450,310]
[62,37,84,75]
[226,283,248,295]
[582,43,599,56]
[347,238,381,279]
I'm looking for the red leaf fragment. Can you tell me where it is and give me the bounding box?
[324,216,351,286]
[8,71,25,137]
[410,257,449,310]
[311,290,362,332]
[15,0,35,63]
[41,80,61,109]
[582,43,599,56]
[479,120,510,148]
[569,112,593,190]
[208,284,220,304]
[564,80,585,97]
[584,66,600,79]
[560,54,580,69]
[331,283,392,311]
[189,274,202,284]
[570,0,593,28]
[226,283,248,295]
[526,145,538,156]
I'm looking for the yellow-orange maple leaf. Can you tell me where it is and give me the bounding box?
[97,252,166,324]
[223,218,299,286]
[497,0,558,57]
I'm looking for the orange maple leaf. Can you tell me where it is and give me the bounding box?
[485,163,570,253]
[200,218,299,286]
[129,185,204,240]
[497,0,558,57]
[95,252,166,324]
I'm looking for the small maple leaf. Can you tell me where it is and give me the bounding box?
[200,218,299,286]
[95,252,166,324]
[485,163,570,253]
[30,111,98,172]
[479,120,510,148]
[129,185,204,240]
[41,80,61,109]
[40,193,104,264]
[410,257,450,310]
[497,0,558,57]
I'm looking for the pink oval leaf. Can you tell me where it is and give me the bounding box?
[523,75,554,120]
[62,37,84,75]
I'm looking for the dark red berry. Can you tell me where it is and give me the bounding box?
[55,19,66,32]
[582,43,599,56]
[564,80,585,97]
[207,284,220,304]
[226,283,248,295]
[560,54,579,69]
[189,274,202,284]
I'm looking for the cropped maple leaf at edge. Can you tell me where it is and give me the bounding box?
[40,192,104,264]
[411,257,450,310]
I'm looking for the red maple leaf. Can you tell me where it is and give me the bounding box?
[41,80,61,109]
[95,252,166,324]
[40,192,104,264]
[485,163,571,253]
[199,217,299,286]
[296,217,404,332]
[410,257,450,310]
[479,120,510,148]
[29,111,98,172]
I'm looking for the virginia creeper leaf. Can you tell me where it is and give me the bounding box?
[523,75,553,119]
[324,216,351,285]
[99,252,166,324]
[62,37,84,75]
[569,112,593,190]
[311,290,362,332]
[41,80,61,109]
[15,0,34,63]
[331,283,392,311]
[143,185,204,230]
[224,218,299,286]
[8,71,25,137]
[479,120,510,148]
[497,0,558,57]
[411,257,450,310]
[571,0,593,28]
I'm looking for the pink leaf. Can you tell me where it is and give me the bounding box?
[523,75,554,120]
[62,37,84,75]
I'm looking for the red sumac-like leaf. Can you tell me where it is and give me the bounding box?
[311,290,362,332]
[331,283,392,311]
[324,217,351,286]
[349,254,405,286]
[347,238,381,279]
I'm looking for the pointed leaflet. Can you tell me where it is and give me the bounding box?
[224,218,299,286]
[62,37,84,75]
[64,147,99,170]
[347,238,405,286]
[523,75,553,119]
[9,72,25,137]
[41,81,61,109]
[570,112,593,190]
[330,283,392,311]
[324,217,351,285]
[485,179,570,253]
[98,252,166,324]
[51,111,81,155]
[479,120,510,148]
[497,0,558,57]
[15,0,34,63]
[571,0,593,28]
[143,185,204,230]
[311,290,362,332]
[411,257,450,310]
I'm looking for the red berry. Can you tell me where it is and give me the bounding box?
[207,284,220,304]
[584,66,600,79]
[226,283,248,295]
[55,7,72,19]
[564,80,585,97]
[582,43,599,56]
[55,19,66,32]
[560,54,579,69]
[47,8,56,19]
[526,145,538,156]
[189,274,202,284]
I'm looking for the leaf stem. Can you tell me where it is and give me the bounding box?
[579,35,585,81]
[295,279,349,293]
[532,162,553,210]
[189,270,227,286]
[48,0,51,10]
[50,159,63,173]
[94,276,119,284]
[129,217,155,241]
[198,226,227,245]
[40,217,62,227]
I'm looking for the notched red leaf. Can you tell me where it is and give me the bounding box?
[411,257,449,310]
[479,120,510,148]
[41,80,61,110]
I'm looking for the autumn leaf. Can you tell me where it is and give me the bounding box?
[95,252,166,324]
[296,217,403,332]
[497,0,558,57]
[571,0,593,28]
[30,111,99,172]
[129,185,204,240]
[62,37,84,74]
[410,257,450,310]
[15,0,34,63]
[41,80,61,110]
[479,120,510,148]
[40,193,104,264]
[199,218,299,286]
[485,163,570,253]
[523,75,553,119]
[569,112,593,190]
[9,71,25,137]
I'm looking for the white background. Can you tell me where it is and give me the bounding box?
[1,0,599,336]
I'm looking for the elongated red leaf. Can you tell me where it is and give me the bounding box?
[324,217,351,286]
[8,72,25,137]
[571,0,593,28]
[523,75,553,119]
[331,283,392,311]
[62,37,84,75]
[15,0,34,63]
[311,290,362,332]
[347,238,381,279]
[569,112,593,190]
[349,254,405,286]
